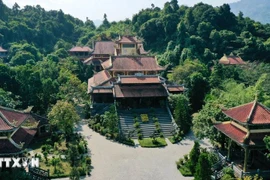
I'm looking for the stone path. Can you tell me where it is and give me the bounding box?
[70,121,212,180]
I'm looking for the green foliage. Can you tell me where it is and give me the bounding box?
[69,167,80,180]
[48,101,80,137]
[194,153,211,180]
[170,94,191,134]
[188,141,200,174]
[101,105,119,133]
[138,138,167,148]
[221,167,234,180]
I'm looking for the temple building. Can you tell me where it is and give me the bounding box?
[87,36,185,105]
[68,46,93,60]
[87,36,185,138]
[0,106,50,156]
[214,101,270,173]
[0,47,8,58]
[219,54,246,65]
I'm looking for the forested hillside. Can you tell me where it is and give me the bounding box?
[230,0,270,24]
[0,0,269,119]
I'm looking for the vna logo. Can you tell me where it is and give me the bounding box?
[0,157,39,168]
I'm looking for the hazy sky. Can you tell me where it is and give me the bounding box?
[3,0,239,22]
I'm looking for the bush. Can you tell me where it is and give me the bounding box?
[184,154,189,162]
[134,122,140,128]
[85,156,91,165]
[179,158,184,165]
[137,129,142,133]
[159,133,164,138]
[138,133,143,140]
[155,122,160,128]
[156,127,161,133]
[77,167,86,176]
[152,117,158,122]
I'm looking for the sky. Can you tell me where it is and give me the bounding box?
[3,0,240,22]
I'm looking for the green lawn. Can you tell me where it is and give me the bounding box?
[40,160,71,178]
[139,138,167,148]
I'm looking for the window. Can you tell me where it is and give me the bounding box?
[122,44,135,48]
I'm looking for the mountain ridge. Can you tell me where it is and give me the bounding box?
[230,0,270,24]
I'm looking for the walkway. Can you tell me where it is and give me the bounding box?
[74,121,212,180]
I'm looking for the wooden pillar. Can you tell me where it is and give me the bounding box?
[243,147,249,172]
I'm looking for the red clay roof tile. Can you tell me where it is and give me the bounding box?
[88,70,112,92]
[110,56,164,71]
[219,55,246,65]
[93,41,115,55]
[0,139,21,154]
[12,128,37,147]
[69,46,92,52]
[0,108,29,127]
[215,123,246,144]
[223,101,270,124]
[119,76,161,84]
[114,84,168,98]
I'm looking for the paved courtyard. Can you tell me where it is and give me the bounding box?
[74,121,212,180]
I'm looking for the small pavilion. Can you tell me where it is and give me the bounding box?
[214,100,270,172]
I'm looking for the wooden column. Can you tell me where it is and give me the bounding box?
[243,147,249,172]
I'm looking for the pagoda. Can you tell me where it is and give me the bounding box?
[87,36,185,106]
[214,100,270,172]
[219,54,246,65]
[0,106,49,156]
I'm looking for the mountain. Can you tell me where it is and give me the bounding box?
[230,0,270,24]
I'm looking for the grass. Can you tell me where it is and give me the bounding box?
[40,160,71,178]
[139,138,167,148]
[179,164,193,177]
[168,136,182,144]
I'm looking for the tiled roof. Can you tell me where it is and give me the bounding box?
[101,59,112,69]
[119,76,161,84]
[88,70,112,92]
[69,46,92,52]
[0,117,13,131]
[167,86,185,92]
[93,41,115,55]
[110,56,164,71]
[219,55,246,65]
[223,101,270,124]
[12,128,37,147]
[0,139,21,154]
[116,36,141,43]
[138,43,148,55]
[114,84,168,98]
[0,107,29,127]
[0,47,7,52]
[215,123,246,145]
[215,122,270,146]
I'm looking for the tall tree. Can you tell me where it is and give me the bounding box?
[48,101,80,138]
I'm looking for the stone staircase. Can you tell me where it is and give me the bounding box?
[91,103,112,115]
[118,108,175,138]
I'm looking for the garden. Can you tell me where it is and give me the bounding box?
[88,105,135,146]
[29,132,91,178]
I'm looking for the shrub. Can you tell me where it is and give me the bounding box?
[85,156,91,165]
[176,161,181,169]
[159,133,164,138]
[156,127,161,133]
[152,117,158,122]
[134,117,138,123]
[137,129,142,133]
[105,133,111,139]
[77,167,86,176]
[179,158,184,165]
[155,122,160,128]
[138,133,143,140]
[184,154,189,162]
[134,122,140,128]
